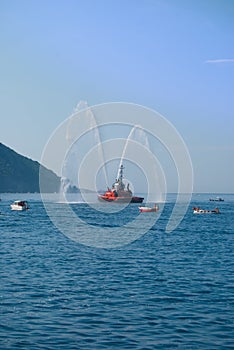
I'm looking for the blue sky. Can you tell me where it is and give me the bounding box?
[0,0,234,193]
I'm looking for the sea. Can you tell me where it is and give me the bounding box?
[0,193,233,349]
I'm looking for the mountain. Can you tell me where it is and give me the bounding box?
[0,143,60,193]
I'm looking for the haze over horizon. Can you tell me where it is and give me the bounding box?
[1,0,233,193]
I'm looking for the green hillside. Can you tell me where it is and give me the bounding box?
[0,143,60,193]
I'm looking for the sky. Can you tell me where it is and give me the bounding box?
[0,0,234,193]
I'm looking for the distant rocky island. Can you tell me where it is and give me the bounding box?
[0,142,60,193]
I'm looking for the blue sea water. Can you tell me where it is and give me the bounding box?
[0,193,233,349]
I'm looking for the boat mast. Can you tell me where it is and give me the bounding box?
[118,164,124,183]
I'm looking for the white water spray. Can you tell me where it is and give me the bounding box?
[117,125,150,179]
[60,101,108,196]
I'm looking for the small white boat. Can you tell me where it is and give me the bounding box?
[11,200,29,211]
[209,197,224,202]
[139,204,159,213]
[193,207,220,214]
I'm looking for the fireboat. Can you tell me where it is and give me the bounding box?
[98,165,144,203]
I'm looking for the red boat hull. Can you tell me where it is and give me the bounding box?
[98,194,144,203]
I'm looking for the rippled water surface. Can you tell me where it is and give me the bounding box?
[0,194,233,349]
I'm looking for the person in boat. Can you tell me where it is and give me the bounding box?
[154,204,159,211]
[126,183,132,194]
